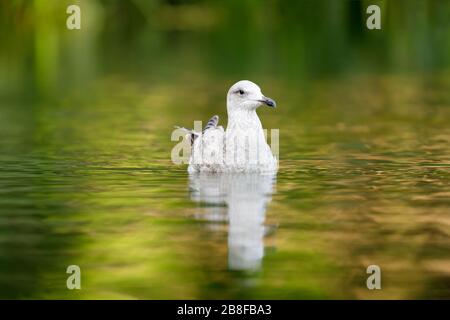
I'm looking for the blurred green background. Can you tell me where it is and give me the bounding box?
[0,0,449,299]
[2,0,450,96]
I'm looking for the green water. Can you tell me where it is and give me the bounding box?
[1,0,450,299]
[1,72,449,299]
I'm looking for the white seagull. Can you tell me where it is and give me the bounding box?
[181,80,278,173]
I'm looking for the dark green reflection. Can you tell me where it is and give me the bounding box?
[0,0,449,299]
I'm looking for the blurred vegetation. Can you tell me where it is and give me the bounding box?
[1,0,449,97]
[0,0,449,299]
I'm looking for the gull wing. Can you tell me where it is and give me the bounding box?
[203,115,219,132]
[175,115,221,146]
[189,115,219,145]
[189,115,225,172]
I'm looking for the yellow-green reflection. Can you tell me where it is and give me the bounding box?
[0,0,449,299]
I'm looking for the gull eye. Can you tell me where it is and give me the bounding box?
[238,89,244,95]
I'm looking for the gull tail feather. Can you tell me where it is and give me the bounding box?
[174,115,219,146]
[203,115,219,132]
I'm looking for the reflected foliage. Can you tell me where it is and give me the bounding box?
[0,0,449,299]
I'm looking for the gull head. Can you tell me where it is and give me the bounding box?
[227,80,276,112]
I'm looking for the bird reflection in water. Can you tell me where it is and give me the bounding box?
[189,173,276,271]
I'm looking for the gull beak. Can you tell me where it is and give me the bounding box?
[259,96,277,108]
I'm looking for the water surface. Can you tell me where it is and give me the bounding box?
[1,72,449,299]
[1,0,450,299]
